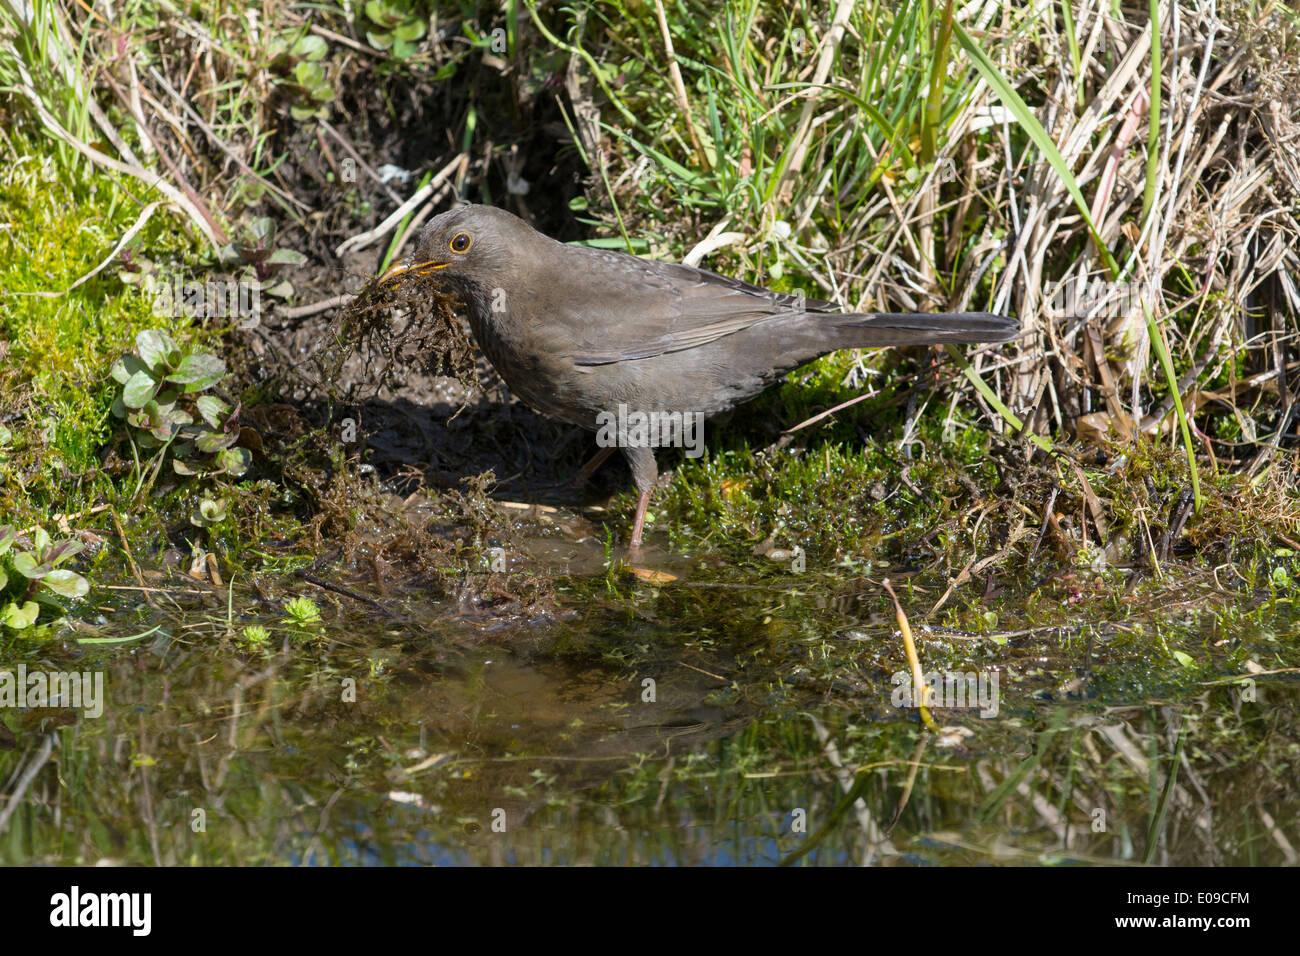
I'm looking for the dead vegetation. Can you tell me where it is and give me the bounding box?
[989,2,1300,471]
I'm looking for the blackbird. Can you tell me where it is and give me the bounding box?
[380,204,1017,548]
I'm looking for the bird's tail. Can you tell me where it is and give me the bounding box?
[833,311,1018,346]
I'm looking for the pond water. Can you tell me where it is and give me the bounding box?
[2,530,1297,866]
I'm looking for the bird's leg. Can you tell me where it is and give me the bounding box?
[629,488,654,549]
[622,445,659,551]
[569,445,616,491]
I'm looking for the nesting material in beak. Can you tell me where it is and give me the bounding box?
[379,258,447,284]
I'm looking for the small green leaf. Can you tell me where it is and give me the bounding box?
[1172,650,1196,668]
[42,569,89,599]
[219,447,252,477]
[196,396,231,429]
[266,248,308,267]
[294,61,326,87]
[123,369,162,408]
[166,352,226,389]
[111,353,148,384]
[394,20,427,42]
[12,552,44,578]
[192,498,229,528]
[45,540,83,566]
[196,428,236,453]
[0,525,14,555]
[262,279,294,298]
[136,329,180,371]
[292,34,328,60]
[1,600,40,629]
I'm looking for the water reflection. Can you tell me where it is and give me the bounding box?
[1,563,1296,866]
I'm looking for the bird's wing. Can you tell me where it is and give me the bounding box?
[555,250,836,366]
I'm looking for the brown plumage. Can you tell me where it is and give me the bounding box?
[382,204,1017,548]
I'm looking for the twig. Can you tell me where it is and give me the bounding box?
[783,389,881,434]
[651,0,710,171]
[276,293,357,320]
[309,24,383,58]
[335,154,467,257]
[0,733,56,835]
[293,569,396,616]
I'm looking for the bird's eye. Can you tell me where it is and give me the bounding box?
[449,232,472,253]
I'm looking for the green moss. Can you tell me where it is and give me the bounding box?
[646,349,1007,557]
[0,132,213,520]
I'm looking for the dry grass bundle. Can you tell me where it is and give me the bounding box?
[967,0,1300,476]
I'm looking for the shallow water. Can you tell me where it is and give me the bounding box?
[2,529,1297,866]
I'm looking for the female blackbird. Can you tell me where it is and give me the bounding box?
[381,204,1017,549]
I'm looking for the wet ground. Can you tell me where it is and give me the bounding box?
[4,517,1297,866]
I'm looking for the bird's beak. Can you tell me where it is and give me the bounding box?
[378,258,449,284]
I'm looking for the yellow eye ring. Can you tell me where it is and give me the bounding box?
[449,232,472,254]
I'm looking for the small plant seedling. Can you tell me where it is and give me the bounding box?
[239,625,272,649]
[363,0,428,60]
[110,328,251,484]
[267,30,335,122]
[217,216,307,295]
[283,596,322,625]
[190,497,230,529]
[0,524,90,634]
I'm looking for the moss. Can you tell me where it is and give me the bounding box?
[0,132,209,521]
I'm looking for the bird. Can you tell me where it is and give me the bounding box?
[380,204,1017,549]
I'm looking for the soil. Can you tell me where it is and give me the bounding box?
[226,57,634,516]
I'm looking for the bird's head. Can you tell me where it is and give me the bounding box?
[378,204,525,294]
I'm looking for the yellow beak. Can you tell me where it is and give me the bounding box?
[378,258,449,284]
